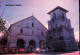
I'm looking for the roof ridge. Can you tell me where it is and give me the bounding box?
[47,6,69,14]
[32,16,48,30]
[8,15,48,30]
[11,16,33,26]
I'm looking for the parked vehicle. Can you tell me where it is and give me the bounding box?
[39,49,46,52]
[0,46,9,54]
[19,48,26,53]
[26,47,31,53]
[26,46,35,53]
[33,48,46,53]
[11,46,19,53]
[33,48,40,53]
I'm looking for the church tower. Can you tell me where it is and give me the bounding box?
[46,6,78,51]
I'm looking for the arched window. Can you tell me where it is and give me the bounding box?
[41,31,43,36]
[58,29,60,33]
[59,36,64,40]
[54,13,56,18]
[32,23,34,27]
[48,47,51,50]
[20,28,23,33]
[62,13,64,18]
[61,25,63,27]
[49,36,52,40]
[52,19,54,22]
[39,40,45,49]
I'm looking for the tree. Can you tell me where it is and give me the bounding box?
[0,18,6,32]
[0,18,8,46]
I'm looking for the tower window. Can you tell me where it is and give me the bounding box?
[59,36,64,40]
[32,23,34,27]
[20,28,23,33]
[41,31,43,36]
[49,37,52,40]
[52,19,54,22]
[65,24,66,28]
[58,29,60,33]
[68,25,69,28]
[54,13,56,18]
[61,25,63,27]
[55,24,57,28]
[62,13,64,21]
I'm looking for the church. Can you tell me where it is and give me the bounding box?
[8,6,78,52]
[8,16,47,50]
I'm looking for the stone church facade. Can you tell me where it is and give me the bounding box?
[46,6,78,51]
[8,6,78,52]
[8,16,47,50]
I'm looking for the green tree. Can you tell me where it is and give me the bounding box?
[0,18,8,46]
[0,18,6,32]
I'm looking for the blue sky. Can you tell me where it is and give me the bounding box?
[0,0,79,41]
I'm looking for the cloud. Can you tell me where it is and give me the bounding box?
[45,25,48,29]
[74,32,79,41]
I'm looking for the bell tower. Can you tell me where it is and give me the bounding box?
[48,6,68,19]
[46,6,78,52]
[47,6,72,30]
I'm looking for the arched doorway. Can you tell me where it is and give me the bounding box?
[0,38,7,46]
[29,40,36,48]
[48,47,52,51]
[58,36,65,51]
[16,39,25,48]
[29,40,36,51]
[53,36,65,52]
[39,40,45,49]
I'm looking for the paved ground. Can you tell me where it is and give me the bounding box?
[1,51,79,55]
[56,51,79,55]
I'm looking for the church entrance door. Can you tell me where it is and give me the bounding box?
[16,39,25,48]
[39,40,45,49]
[29,40,36,51]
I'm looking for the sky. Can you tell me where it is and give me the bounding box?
[0,0,79,41]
